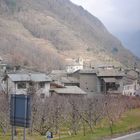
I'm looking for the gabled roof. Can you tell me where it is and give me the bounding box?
[53,86,87,95]
[103,78,116,83]
[97,69,124,77]
[79,69,96,74]
[51,70,67,74]
[7,73,51,82]
[61,77,79,84]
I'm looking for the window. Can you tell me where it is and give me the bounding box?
[17,82,26,89]
[40,93,45,99]
[39,82,45,88]
[29,81,34,87]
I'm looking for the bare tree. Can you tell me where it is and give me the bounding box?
[104,95,126,135]
[25,94,140,137]
[67,96,82,135]
[50,95,65,135]
[84,96,104,133]
[31,97,52,135]
[0,93,9,136]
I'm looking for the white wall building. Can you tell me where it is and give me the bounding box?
[123,80,140,96]
[66,57,84,73]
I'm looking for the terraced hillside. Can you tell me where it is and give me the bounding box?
[0,0,139,71]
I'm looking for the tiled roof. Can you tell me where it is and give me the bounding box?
[7,73,51,82]
[103,78,116,83]
[53,86,87,95]
[61,77,79,83]
[97,69,124,77]
[79,69,96,74]
[51,70,67,74]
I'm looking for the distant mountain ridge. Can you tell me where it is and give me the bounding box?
[0,0,139,71]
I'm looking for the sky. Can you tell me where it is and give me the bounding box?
[70,0,140,33]
[70,0,140,57]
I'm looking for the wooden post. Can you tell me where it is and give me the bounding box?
[23,128,26,140]
[23,95,27,140]
[11,126,14,140]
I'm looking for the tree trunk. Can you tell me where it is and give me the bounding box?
[82,121,86,136]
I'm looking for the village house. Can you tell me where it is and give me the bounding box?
[96,68,124,94]
[123,80,140,96]
[50,70,84,96]
[69,67,124,95]
[50,82,86,96]
[123,69,140,85]
[50,66,125,96]
[122,69,140,96]
[79,69,101,95]
[2,73,51,97]
[66,58,84,73]
[50,70,80,87]
[50,65,140,96]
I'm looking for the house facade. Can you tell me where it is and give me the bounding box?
[123,80,140,96]
[97,68,124,94]
[50,66,140,96]
[2,73,51,97]
[66,58,84,73]
[122,69,140,96]
[79,69,101,95]
[77,67,124,95]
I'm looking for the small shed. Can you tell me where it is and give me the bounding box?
[51,86,87,96]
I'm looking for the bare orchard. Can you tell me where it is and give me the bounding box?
[0,93,140,137]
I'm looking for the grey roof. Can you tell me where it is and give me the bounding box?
[53,86,87,95]
[61,77,79,84]
[124,69,139,80]
[51,70,67,74]
[97,69,124,77]
[80,69,96,74]
[7,73,51,82]
[103,78,116,83]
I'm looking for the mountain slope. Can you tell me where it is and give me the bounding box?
[0,0,139,71]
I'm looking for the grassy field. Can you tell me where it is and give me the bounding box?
[60,108,140,140]
[0,108,140,140]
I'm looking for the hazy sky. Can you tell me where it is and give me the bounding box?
[70,0,140,33]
